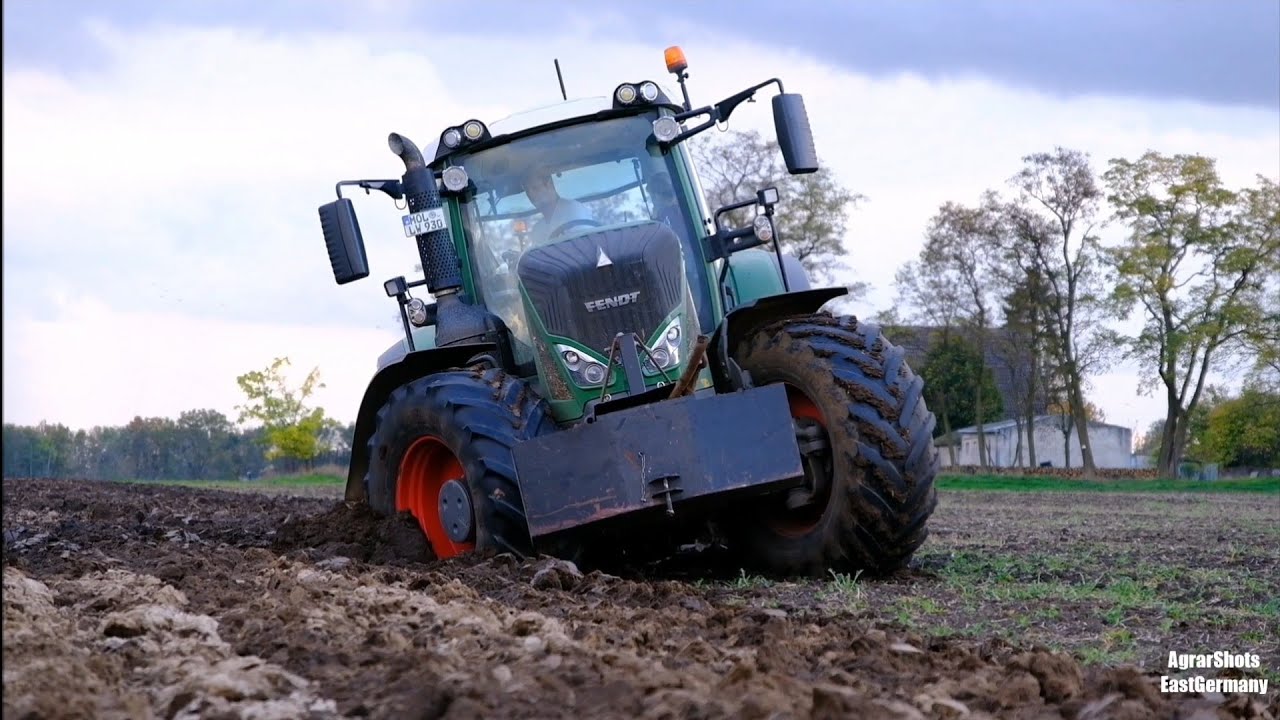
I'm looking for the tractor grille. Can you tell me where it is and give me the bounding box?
[517,222,684,353]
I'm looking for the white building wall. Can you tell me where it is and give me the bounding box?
[942,418,1133,469]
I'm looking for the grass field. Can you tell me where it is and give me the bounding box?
[124,472,346,495]
[936,474,1280,493]
[707,488,1280,681]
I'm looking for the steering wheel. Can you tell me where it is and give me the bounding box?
[550,218,603,241]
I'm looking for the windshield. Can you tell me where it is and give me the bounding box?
[454,112,706,346]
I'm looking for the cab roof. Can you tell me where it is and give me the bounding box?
[424,84,679,164]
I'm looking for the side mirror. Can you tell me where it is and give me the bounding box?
[772,93,819,174]
[318,198,370,285]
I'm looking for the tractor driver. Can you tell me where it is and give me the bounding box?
[521,169,594,246]
[647,171,683,230]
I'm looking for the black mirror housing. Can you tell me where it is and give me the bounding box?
[319,198,370,285]
[772,93,819,174]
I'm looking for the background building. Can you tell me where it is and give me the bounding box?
[941,415,1136,469]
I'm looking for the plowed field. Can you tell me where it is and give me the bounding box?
[4,478,1277,719]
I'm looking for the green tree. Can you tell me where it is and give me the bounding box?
[1103,154,1280,478]
[691,129,866,291]
[1134,418,1165,462]
[920,336,1004,451]
[175,409,235,480]
[235,357,327,472]
[1240,187,1280,394]
[123,416,178,480]
[1197,388,1280,467]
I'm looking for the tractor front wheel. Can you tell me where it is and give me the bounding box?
[364,367,556,559]
[727,314,939,576]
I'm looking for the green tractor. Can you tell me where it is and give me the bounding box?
[317,47,938,575]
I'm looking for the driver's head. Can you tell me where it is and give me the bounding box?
[521,171,560,215]
[649,171,677,208]
[650,171,680,212]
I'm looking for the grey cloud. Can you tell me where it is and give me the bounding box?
[692,0,1279,111]
[8,1,1275,109]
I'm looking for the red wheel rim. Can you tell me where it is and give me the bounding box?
[397,436,475,558]
[766,384,835,537]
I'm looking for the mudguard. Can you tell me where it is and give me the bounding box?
[344,342,496,503]
[707,286,848,390]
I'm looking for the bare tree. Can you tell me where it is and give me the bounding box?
[920,196,1005,466]
[892,259,965,465]
[691,129,866,290]
[993,272,1053,466]
[1006,147,1113,476]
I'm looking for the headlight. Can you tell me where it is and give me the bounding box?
[615,84,638,104]
[556,344,611,387]
[643,317,683,375]
[640,81,659,102]
[582,363,606,385]
[442,128,462,148]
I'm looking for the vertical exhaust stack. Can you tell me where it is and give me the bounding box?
[388,133,462,294]
[388,132,491,347]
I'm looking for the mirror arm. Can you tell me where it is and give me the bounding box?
[335,179,406,201]
[663,78,785,147]
[712,197,760,234]
[714,78,783,124]
[707,226,761,262]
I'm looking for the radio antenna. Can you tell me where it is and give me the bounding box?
[554,59,567,101]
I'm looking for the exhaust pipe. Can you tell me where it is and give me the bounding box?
[388,132,461,294]
[387,132,492,348]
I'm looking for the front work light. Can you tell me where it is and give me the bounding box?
[442,166,470,192]
[406,298,430,326]
[616,84,638,104]
[652,116,680,143]
[753,215,775,243]
[463,120,486,140]
[384,276,408,297]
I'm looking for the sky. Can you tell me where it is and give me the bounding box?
[3,0,1278,445]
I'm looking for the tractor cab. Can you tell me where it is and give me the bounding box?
[441,97,717,375]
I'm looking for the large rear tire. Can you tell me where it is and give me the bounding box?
[727,314,939,576]
[364,367,556,559]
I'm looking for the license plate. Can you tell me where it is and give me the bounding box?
[402,207,449,237]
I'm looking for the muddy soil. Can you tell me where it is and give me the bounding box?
[3,478,1276,719]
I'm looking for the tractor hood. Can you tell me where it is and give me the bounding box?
[517,221,697,413]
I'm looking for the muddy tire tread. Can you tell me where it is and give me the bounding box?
[734,313,939,575]
[364,367,556,557]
